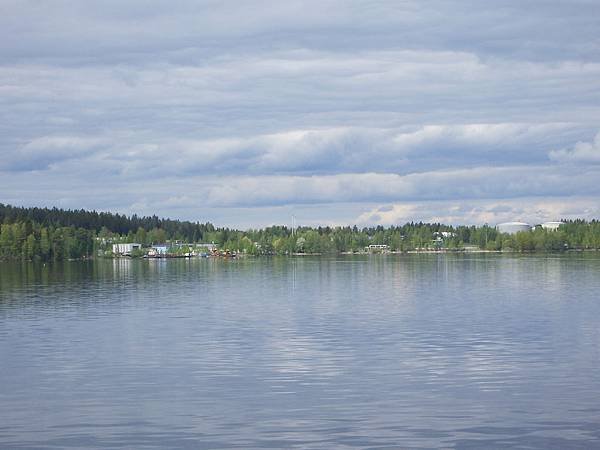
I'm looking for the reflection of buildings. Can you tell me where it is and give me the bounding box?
[112,257,133,278]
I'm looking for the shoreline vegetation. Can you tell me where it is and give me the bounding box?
[1,203,600,262]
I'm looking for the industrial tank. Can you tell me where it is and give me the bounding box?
[496,222,532,234]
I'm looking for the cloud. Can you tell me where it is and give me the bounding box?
[2,163,599,227]
[2,1,599,64]
[357,204,421,226]
[2,122,583,176]
[3,136,106,171]
[549,131,600,163]
[356,198,600,226]
[201,166,600,207]
[0,1,599,226]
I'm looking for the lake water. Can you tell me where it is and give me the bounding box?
[1,255,600,449]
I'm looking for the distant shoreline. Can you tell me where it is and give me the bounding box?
[2,203,599,261]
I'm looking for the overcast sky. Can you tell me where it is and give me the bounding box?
[1,0,600,228]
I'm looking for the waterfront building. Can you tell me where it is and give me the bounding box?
[151,244,169,255]
[366,244,390,252]
[112,243,141,255]
[195,243,217,253]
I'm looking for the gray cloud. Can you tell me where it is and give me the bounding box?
[200,166,600,207]
[2,1,599,64]
[7,136,106,171]
[3,164,599,207]
[1,1,599,226]
[0,123,590,175]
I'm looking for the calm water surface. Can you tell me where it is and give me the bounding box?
[1,255,600,449]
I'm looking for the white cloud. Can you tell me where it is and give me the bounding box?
[549,131,600,163]
[4,122,581,176]
[356,198,600,226]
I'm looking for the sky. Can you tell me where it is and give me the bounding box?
[1,0,600,229]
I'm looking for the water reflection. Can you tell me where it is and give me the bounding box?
[1,254,600,448]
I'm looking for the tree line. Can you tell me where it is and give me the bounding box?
[1,203,600,260]
[0,203,215,241]
[213,222,600,255]
[0,221,95,261]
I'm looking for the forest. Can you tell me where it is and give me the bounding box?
[1,203,600,260]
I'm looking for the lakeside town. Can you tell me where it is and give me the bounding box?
[105,221,583,259]
[1,204,599,261]
[109,241,223,258]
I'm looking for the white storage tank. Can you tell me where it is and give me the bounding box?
[541,221,564,231]
[496,222,532,234]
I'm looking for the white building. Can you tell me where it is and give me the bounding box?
[434,231,456,238]
[195,243,217,251]
[541,221,564,231]
[366,244,390,252]
[150,244,170,255]
[112,243,141,255]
